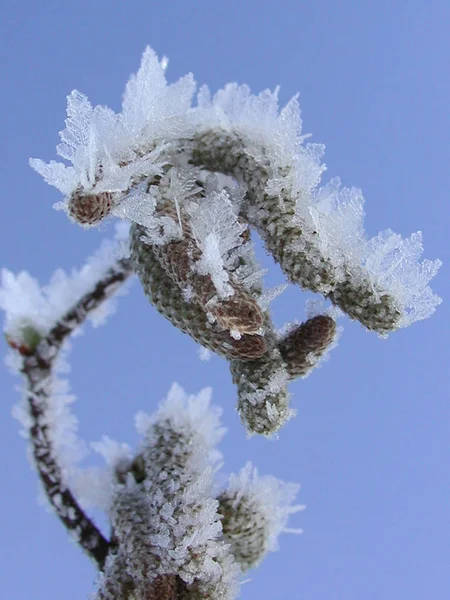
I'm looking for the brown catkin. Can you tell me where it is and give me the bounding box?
[68,190,114,225]
[130,223,266,361]
[278,315,336,379]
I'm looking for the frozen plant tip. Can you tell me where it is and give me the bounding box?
[68,190,116,225]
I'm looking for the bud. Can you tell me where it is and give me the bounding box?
[68,190,114,225]
[5,323,42,356]
[278,315,336,379]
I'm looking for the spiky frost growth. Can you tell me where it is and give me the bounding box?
[30,46,441,333]
[29,48,195,213]
[218,462,304,571]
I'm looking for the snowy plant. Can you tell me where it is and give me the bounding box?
[1,46,442,599]
[29,47,441,437]
[1,228,302,599]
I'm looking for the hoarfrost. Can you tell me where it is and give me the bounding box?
[30,46,441,330]
[226,462,304,553]
[0,223,131,342]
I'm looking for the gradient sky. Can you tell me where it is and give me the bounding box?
[0,2,449,599]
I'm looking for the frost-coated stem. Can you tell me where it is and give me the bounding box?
[189,130,402,333]
[16,258,133,569]
[22,355,110,568]
[45,258,133,350]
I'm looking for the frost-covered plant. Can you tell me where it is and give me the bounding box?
[0,227,303,600]
[29,47,441,436]
[2,46,442,600]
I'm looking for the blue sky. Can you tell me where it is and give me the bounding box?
[0,1,448,599]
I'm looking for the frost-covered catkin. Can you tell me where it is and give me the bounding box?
[152,196,264,334]
[130,223,266,361]
[190,130,402,333]
[133,385,242,600]
[230,313,294,437]
[217,463,303,571]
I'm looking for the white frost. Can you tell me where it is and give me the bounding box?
[0,223,131,343]
[30,46,441,330]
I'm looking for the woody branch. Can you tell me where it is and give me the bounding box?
[15,258,133,569]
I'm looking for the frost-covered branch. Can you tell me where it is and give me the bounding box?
[1,228,132,569]
[4,45,442,597]
[21,351,111,568]
[44,257,132,351]
[30,46,441,336]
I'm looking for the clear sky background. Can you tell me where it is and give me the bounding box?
[0,1,449,599]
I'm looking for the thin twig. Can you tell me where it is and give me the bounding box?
[18,258,133,570]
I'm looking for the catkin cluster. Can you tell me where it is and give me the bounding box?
[128,176,337,436]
